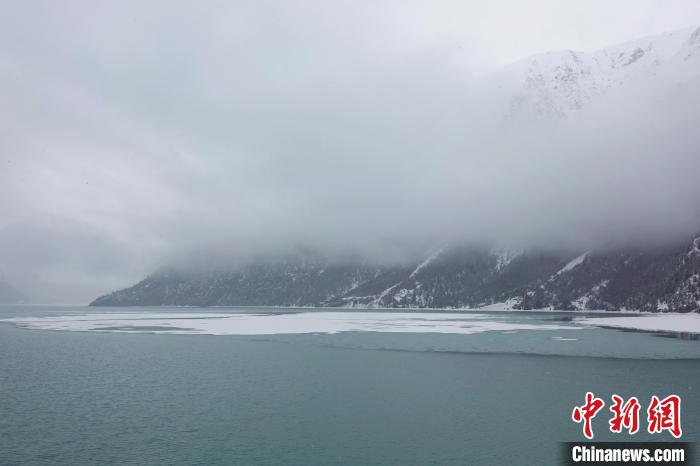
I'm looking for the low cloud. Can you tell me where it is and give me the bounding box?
[1,0,699,302]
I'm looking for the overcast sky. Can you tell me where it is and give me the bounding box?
[1,0,700,302]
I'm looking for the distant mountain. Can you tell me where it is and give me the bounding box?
[333,239,700,312]
[91,235,700,312]
[491,26,700,122]
[91,259,389,307]
[325,246,571,309]
[0,276,26,304]
[91,27,700,312]
[515,238,700,312]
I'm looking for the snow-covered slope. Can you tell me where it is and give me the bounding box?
[490,26,700,122]
[91,235,700,312]
[91,27,700,312]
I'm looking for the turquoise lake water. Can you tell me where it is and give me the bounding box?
[1,306,698,465]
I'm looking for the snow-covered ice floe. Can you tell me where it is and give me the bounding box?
[582,313,700,334]
[0,312,579,335]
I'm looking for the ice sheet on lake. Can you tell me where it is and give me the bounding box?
[1,311,580,335]
[582,313,700,334]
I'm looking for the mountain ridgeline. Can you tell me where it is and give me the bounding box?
[91,235,700,312]
[91,27,700,312]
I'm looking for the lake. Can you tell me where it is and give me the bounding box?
[1,306,698,465]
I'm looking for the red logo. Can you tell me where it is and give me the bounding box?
[647,395,682,438]
[572,393,682,439]
[572,392,605,439]
[609,394,641,435]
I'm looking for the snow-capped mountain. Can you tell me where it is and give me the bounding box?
[506,237,700,312]
[91,235,700,311]
[91,27,700,312]
[90,245,566,308]
[91,256,391,307]
[492,26,700,122]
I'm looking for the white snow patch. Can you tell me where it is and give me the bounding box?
[571,295,590,310]
[571,280,609,310]
[583,313,700,334]
[479,297,522,310]
[375,282,401,304]
[392,288,411,302]
[492,27,699,122]
[491,248,524,272]
[409,247,444,278]
[555,252,589,276]
[592,280,609,292]
[687,237,700,258]
[1,311,580,336]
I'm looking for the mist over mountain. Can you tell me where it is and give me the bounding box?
[92,27,700,311]
[92,232,700,312]
[0,275,26,304]
[1,1,700,303]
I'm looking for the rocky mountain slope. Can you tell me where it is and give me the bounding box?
[507,238,700,312]
[91,27,700,312]
[91,235,700,312]
[92,258,388,307]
